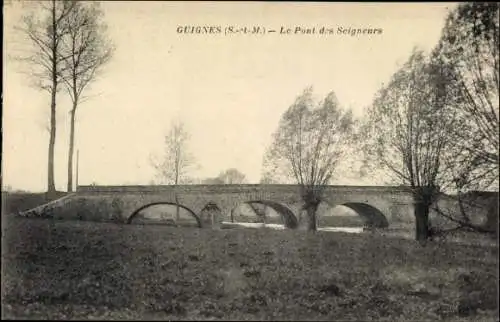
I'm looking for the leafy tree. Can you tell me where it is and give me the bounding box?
[428,3,499,234]
[263,87,355,231]
[59,1,114,192]
[432,2,499,191]
[362,49,460,242]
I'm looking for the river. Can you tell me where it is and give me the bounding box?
[221,222,364,233]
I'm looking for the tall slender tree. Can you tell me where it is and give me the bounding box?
[424,3,499,234]
[432,2,499,191]
[59,1,114,192]
[17,0,76,194]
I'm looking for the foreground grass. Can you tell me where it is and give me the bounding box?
[1,191,67,215]
[1,217,498,321]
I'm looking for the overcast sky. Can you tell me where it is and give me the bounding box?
[3,2,456,192]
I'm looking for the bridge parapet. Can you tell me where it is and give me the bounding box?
[77,184,413,194]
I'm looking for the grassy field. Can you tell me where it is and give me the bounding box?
[1,216,498,321]
[1,191,67,215]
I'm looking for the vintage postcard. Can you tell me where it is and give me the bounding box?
[2,1,498,320]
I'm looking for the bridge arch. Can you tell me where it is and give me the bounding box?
[199,202,223,226]
[316,201,389,228]
[242,200,298,229]
[200,201,222,213]
[340,202,389,228]
[127,202,202,228]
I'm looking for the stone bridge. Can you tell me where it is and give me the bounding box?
[23,184,417,229]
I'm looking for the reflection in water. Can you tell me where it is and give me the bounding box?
[318,227,364,233]
[264,223,286,230]
[221,222,363,233]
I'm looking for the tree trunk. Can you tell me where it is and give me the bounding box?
[305,202,319,231]
[484,201,498,234]
[414,198,431,242]
[67,106,77,192]
[47,0,57,194]
[175,194,180,224]
[47,89,57,194]
[174,172,180,224]
[76,150,79,189]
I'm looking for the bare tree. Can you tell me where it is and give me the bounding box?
[59,1,114,192]
[16,0,76,194]
[151,121,195,221]
[263,87,355,231]
[152,121,194,185]
[362,48,461,242]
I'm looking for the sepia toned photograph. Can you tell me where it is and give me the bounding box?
[2,1,499,320]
